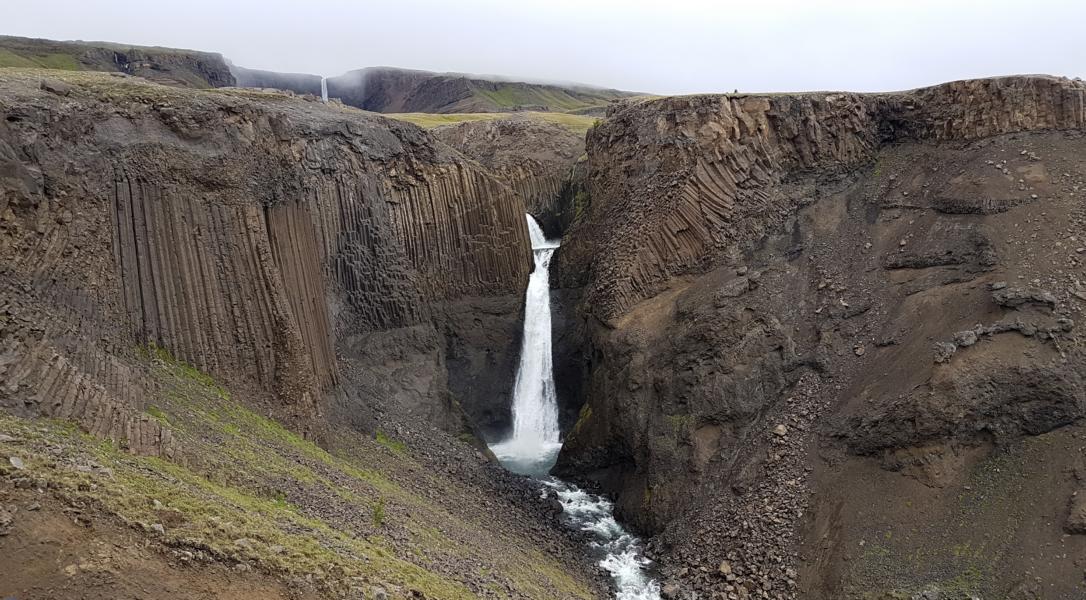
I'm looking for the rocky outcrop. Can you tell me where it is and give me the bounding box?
[433,117,586,236]
[0,70,531,455]
[0,35,235,89]
[555,75,1086,599]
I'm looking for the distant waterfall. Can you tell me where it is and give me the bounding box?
[320,77,328,103]
[489,215,660,600]
[489,214,562,476]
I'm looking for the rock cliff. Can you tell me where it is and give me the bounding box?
[0,35,235,89]
[433,116,586,237]
[555,75,1086,599]
[0,69,531,451]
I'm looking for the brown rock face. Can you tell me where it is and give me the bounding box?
[433,117,586,237]
[0,71,530,453]
[555,75,1086,599]
[558,76,1086,322]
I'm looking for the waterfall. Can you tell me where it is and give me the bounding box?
[489,214,562,477]
[489,215,661,600]
[320,77,329,103]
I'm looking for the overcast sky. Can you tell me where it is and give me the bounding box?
[7,0,1085,95]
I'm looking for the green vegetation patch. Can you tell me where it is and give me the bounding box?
[0,341,597,599]
[0,49,82,70]
[385,111,597,135]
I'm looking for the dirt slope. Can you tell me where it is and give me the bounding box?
[554,76,1086,599]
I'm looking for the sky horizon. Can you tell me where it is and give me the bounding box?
[7,0,1085,95]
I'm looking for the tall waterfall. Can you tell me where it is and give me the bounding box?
[489,215,661,600]
[489,215,562,476]
[320,77,329,103]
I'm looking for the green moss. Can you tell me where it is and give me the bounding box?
[144,405,169,425]
[573,190,591,220]
[385,111,597,134]
[376,430,407,455]
[569,403,594,437]
[373,497,387,527]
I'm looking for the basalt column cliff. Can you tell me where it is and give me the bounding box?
[555,76,1086,599]
[0,70,534,445]
[0,70,615,599]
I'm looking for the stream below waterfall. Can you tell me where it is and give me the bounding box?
[489,215,661,600]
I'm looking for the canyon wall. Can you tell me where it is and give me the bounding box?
[0,35,235,89]
[434,117,585,237]
[0,70,531,453]
[555,76,1086,599]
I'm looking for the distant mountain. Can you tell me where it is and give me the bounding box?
[0,35,234,88]
[0,35,633,114]
[232,64,634,114]
[324,66,635,114]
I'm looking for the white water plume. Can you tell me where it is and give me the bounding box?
[489,214,660,600]
[489,215,562,477]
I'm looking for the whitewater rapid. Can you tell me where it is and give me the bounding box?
[489,215,660,600]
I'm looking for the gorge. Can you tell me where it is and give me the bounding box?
[489,215,660,599]
[1,34,1086,600]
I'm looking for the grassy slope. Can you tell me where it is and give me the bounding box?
[0,348,596,600]
[469,82,618,113]
[386,111,598,135]
[0,48,82,70]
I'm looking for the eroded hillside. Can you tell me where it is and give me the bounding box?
[0,69,602,599]
[554,76,1086,599]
